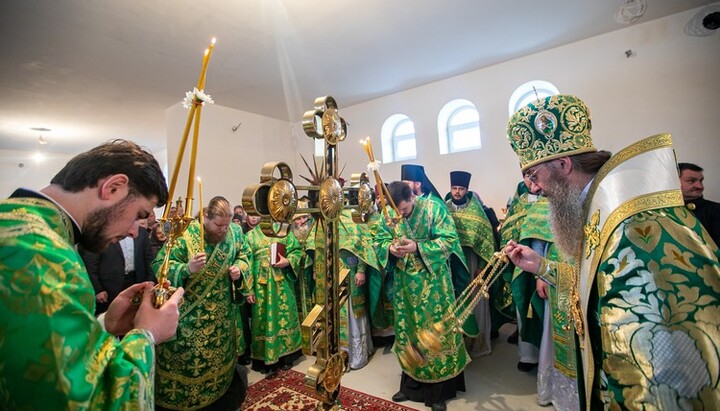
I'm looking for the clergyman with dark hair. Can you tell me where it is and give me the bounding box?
[678,162,720,244]
[0,139,183,409]
[372,180,473,411]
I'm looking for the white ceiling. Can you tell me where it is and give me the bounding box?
[0,0,714,155]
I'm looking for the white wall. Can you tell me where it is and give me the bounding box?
[0,150,73,197]
[288,7,720,214]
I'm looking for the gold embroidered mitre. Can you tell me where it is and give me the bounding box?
[507,94,596,171]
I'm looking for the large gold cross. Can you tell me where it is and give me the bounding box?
[243,96,374,410]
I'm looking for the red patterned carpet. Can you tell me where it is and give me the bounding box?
[242,369,419,411]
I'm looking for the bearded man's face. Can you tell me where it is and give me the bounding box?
[205,215,232,244]
[543,166,586,259]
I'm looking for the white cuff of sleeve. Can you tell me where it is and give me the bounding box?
[97,312,107,330]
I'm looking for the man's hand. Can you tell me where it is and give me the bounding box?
[503,240,541,274]
[228,265,241,281]
[188,252,207,273]
[272,255,290,268]
[246,294,256,304]
[104,282,150,336]
[536,279,549,300]
[96,290,109,303]
[395,239,417,255]
[389,243,405,258]
[355,271,366,287]
[133,284,184,344]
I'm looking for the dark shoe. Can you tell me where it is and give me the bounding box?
[392,391,408,403]
[238,355,251,365]
[517,361,538,372]
[431,402,447,411]
[490,329,499,339]
[507,329,519,344]
[281,363,293,370]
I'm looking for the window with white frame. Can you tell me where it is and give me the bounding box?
[438,99,481,155]
[381,114,417,163]
[508,80,560,116]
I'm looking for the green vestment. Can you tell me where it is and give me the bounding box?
[306,209,380,368]
[293,218,315,321]
[446,193,498,356]
[245,226,303,365]
[511,196,552,348]
[495,181,533,322]
[0,195,155,410]
[512,197,577,376]
[549,136,720,409]
[365,212,394,331]
[338,210,380,317]
[446,193,497,264]
[151,220,250,410]
[371,197,470,382]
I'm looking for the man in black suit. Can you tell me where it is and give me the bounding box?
[81,223,155,314]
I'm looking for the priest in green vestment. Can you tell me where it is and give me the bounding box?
[505,94,720,410]
[509,192,545,372]
[401,163,444,204]
[338,209,381,369]
[152,196,250,410]
[291,204,315,321]
[522,197,580,410]
[373,181,471,411]
[0,140,183,410]
[366,206,395,342]
[444,170,499,357]
[245,221,303,373]
[495,179,533,329]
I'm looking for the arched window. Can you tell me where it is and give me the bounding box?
[381,114,416,163]
[438,99,481,155]
[508,80,560,116]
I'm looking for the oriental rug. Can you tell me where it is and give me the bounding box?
[241,369,419,411]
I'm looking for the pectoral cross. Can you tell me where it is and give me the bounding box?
[243,96,374,410]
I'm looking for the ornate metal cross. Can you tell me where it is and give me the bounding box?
[243,96,374,410]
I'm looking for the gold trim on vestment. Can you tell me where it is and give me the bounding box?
[157,358,234,386]
[577,133,680,409]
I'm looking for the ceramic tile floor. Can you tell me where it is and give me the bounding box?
[246,323,550,411]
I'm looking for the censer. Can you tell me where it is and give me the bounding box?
[397,251,509,371]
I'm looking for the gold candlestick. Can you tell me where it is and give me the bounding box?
[184,104,202,218]
[153,37,216,308]
[197,176,204,251]
[162,37,215,220]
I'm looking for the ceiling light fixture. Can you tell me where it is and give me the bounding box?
[38,135,47,145]
[685,4,720,37]
[615,0,647,24]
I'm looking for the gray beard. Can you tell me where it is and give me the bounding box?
[545,170,586,260]
[292,223,311,241]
